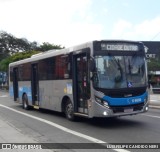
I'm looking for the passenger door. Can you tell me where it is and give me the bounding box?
[31,64,39,106]
[13,67,19,101]
[73,50,90,114]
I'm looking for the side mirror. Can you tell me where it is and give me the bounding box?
[89,58,96,72]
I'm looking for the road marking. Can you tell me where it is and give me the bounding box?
[142,114,160,119]
[0,104,129,152]
[0,95,8,97]
[150,100,157,101]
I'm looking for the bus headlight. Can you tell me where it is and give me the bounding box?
[103,111,108,116]
[95,97,102,104]
[103,101,109,107]
[95,96,109,108]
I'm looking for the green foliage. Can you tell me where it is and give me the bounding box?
[148,56,160,71]
[0,51,40,71]
[10,50,40,61]
[0,31,65,61]
[0,31,65,72]
[0,58,10,71]
[0,31,33,60]
[36,42,64,52]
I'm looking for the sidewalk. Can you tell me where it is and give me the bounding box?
[0,115,52,151]
[149,93,160,108]
[0,116,37,143]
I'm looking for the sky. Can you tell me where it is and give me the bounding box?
[0,0,160,47]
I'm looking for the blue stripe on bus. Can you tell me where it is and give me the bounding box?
[19,86,32,102]
[102,92,147,106]
[9,86,14,97]
[9,86,32,103]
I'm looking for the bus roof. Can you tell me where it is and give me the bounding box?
[9,40,143,67]
[9,41,94,67]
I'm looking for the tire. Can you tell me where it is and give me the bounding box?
[65,99,75,121]
[22,94,30,110]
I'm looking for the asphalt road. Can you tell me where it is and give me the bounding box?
[0,91,160,152]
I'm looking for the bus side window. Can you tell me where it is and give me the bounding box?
[55,55,71,79]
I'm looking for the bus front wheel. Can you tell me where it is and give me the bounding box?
[22,94,30,110]
[65,100,75,121]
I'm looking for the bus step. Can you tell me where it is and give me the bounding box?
[33,105,39,109]
[74,113,88,117]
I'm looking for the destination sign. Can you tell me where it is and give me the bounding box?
[101,43,139,51]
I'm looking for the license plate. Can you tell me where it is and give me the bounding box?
[124,108,133,113]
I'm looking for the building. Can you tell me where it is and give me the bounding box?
[142,41,160,93]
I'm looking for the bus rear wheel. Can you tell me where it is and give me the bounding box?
[22,94,30,110]
[65,100,75,121]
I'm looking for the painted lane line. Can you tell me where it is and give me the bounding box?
[142,114,160,119]
[0,95,8,97]
[0,104,130,152]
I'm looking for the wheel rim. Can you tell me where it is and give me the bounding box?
[23,95,28,109]
[66,103,73,119]
[24,101,27,109]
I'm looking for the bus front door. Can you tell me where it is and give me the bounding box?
[73,52,90,114]
[31,64,39,107]
[13,67,19,101]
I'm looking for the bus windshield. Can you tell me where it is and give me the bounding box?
[93,55,146,89]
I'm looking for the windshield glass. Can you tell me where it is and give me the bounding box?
[93,55,146,89]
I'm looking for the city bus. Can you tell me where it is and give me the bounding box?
[9,40,149,120]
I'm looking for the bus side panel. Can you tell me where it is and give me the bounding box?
[9,82,14,100]
[18,81,32,105]
[9,81,32,105]
[39,80,73,112]
[39,80,55,110]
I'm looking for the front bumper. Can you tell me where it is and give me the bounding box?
[90,101,149,118]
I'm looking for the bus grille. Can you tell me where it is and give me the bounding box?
[111,103,144,113]
[96,87,147,98]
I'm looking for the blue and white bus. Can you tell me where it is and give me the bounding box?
[9,40,149,120]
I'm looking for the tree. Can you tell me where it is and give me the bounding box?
[0,50,40,71]
[36,42,64,52]
[0,31,65,71]
[0,31,36,60]
[148,54,160,71]
[0,31,65,60]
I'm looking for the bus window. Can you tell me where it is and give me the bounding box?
[55,55,71,79]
